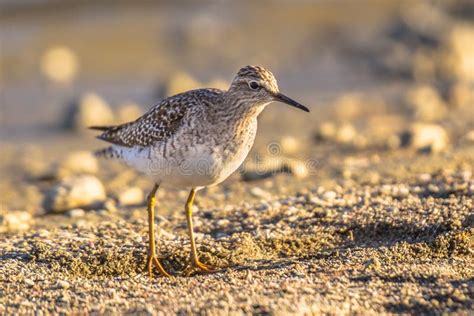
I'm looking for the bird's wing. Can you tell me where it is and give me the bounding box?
[91,94,190,147]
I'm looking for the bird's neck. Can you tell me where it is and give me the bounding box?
[213,91,267,124]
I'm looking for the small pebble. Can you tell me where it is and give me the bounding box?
[43,175,106,213]
[280,136,300,154]
[402,123,449,153]
[0,211,32,233]
[117,187,144,206]
[57,280,70,289]
[418,173,432,183]
[250,187,271,200]
[66,208,85,218]
[322,191,337,201]
[24,279,35,287]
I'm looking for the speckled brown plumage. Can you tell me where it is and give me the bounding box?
[92,89,223,148]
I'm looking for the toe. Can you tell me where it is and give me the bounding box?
[194,260,216,273]
[152,257,172,277]
[146,255,172,277]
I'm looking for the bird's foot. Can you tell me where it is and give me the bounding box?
[146,254,172,277]
[192,259,216,273]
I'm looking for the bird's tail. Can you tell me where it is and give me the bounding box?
[94,146,121,159]
[89,125,112,131]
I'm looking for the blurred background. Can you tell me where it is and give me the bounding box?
[1,0,474,217]
[1,0,472,139]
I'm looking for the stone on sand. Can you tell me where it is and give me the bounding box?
[66,208,85,218]
[464,130,474,143]
[280,136,301,155]
[0,210,32,233]
[401,123,449,153]
[315,121,337,141]
[40,46,79,84]
[315,122,357,145]
[406,85,447,122]
[250,187,271,200]
[117,187,145,206]
[335,124,357,144]
[64,93,115,131]
[43,175,106,213]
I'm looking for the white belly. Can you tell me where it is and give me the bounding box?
[116,126,256,189]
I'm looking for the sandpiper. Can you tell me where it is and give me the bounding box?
[91,65,309,277]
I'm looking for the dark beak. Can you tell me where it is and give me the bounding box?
[274,92,310,112]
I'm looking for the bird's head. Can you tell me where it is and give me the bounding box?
[228,65,309,113]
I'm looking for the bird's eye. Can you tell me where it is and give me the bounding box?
[248,81,260,90]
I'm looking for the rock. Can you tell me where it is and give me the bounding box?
[0,211,32,233]
[335,124,357,144]
[64,93,115,131]
[464,130,474,143]
[280,136,300,155]
[315,121,337,141]
[117,187,144,206]
[24,278,35,287]
[116,103,143,124]
[43,175,106,213]
[283,159,309,179]
[95,209,109,216]
[386,134,402,150]
[418,173,432,183]
[54,151,99,178]
[216,219,230,228]
[406,85,447,122]
[103,199,118,213]
[315,122,357,145]
[40,46,79,84]
[66,208,85,218]
[309,196,328,206]
[56,280,70,289]
[401,123,449,153]
[445,24,474,82]
[322,191,337,201]
[396,186,410,197]
[250,187,271,200]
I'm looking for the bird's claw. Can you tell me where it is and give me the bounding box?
[193,259,216,273]
[146,254,172,277]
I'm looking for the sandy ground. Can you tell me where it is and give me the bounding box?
[1,105,473,314]
[1,2,474,313]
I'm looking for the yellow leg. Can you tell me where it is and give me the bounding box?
[185,188,215,272]
[145,183,171,277]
